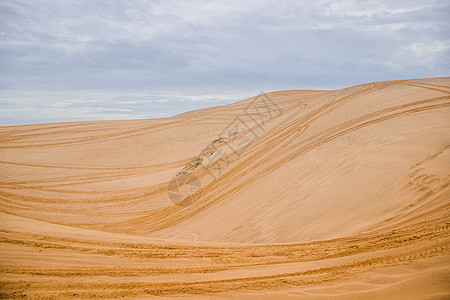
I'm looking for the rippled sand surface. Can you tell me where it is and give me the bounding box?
[1,77,449,298]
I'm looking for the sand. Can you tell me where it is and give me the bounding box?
[0,77,449,298]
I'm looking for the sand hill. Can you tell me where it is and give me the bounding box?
[0,77,449,298]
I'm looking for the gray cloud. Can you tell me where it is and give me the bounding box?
[0,89,246,126]
[0,0,449,125]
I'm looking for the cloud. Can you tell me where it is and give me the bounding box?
[0,0,449,125]
[0,89,247,126]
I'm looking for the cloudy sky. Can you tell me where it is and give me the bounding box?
[0,0,449,126]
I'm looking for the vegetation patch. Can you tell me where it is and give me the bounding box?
[176,131,240,176]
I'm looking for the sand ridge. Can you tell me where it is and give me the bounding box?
[0,77,449,298]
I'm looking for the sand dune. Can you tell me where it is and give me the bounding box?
[0,77,449,298]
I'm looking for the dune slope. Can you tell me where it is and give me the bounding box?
[0,77,449,298]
